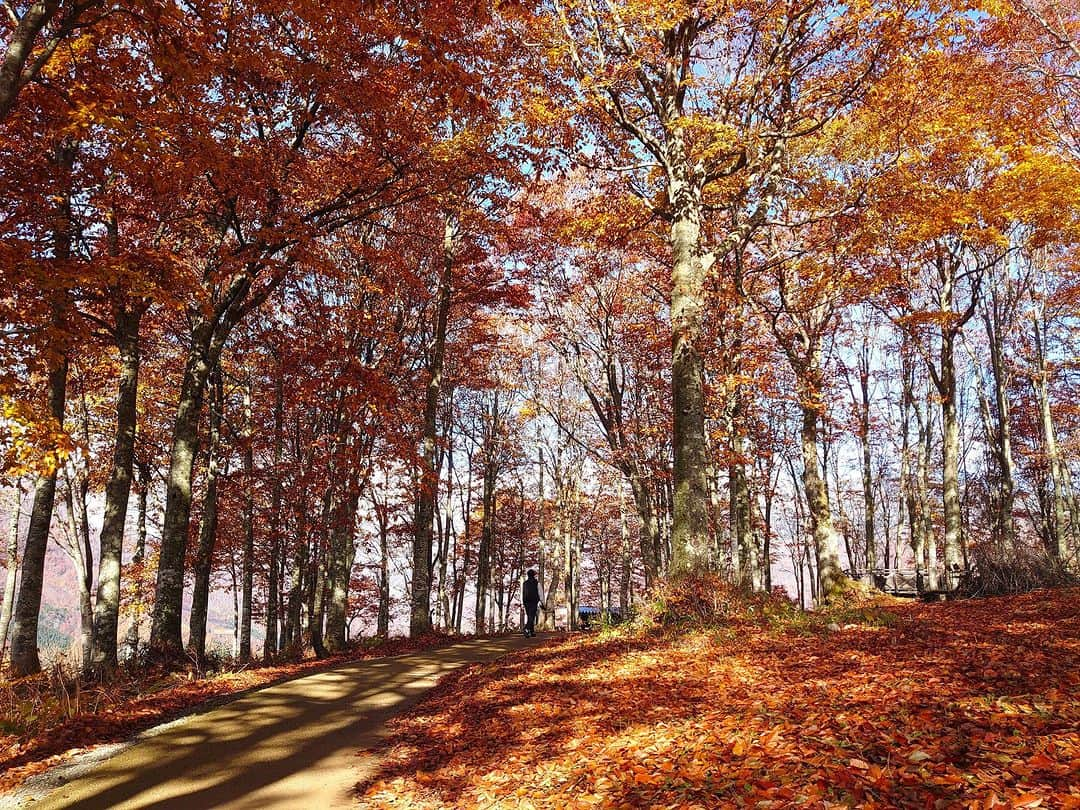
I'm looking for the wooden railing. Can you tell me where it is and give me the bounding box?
[850,568,921,596]
[850,566,963,597]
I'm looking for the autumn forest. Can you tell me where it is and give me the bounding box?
[0,0,1078,805]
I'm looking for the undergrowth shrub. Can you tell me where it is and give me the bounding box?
[632,571,899,636]
[635,571,746,629]
[967,542,1079,596]
[635,571,801,631]
[0,654,118,739]
[1,639,296,743]
[817,578,899,628]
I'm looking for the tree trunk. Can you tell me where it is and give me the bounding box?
[938,336,964,588]
[0,484,22,660]
[879,478,893,569]
[228,549,239,654]
[916,396,937,590]
[1032,313,1071,561]
[436,433,454,631]
[730,419,756,589]
[239,379,254,663]
[669,166,711,572]
[123,460,150,657]
[571,518,581,628]
[562,510,574,631]
[277,550,286,645]
[800,403,844,601]
[284,541,305,650]
[544,542,562,633]
[312,560,328,657]
[983,293,1016,550]
[62,470,94,671]
[475,394,498,634]
[10,141,74,677]
[453,545,466,634]
[10,358,67,676]
[377,505,390,638]
[438,506,452,631]
[188,368,223,665]
[412,217,455,636]
[150,319,216,659]
[618,486,630,616]
[307,496,329,657]
[858,342,876,572]
[453,451,475,634]
[326,491,357,652]
[0,0,63,122]
[263,367,284,659]
[900,353,917,574]
[628,473,661,587]
[762,459,777,592]
[90,306,142,675]
[324,508,345,651]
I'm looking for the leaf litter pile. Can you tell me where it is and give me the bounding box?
[361,588,1080,809]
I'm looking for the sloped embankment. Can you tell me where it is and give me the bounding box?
[361,588,1080,809]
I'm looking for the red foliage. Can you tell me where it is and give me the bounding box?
[362,589,1080,809]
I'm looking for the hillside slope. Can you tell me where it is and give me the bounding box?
[361,589,1080,809]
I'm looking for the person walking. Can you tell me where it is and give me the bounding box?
[522,569,545,638]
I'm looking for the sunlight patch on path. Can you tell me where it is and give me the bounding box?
[8,635,537,810]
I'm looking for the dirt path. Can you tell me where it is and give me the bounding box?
[15,635,536,809]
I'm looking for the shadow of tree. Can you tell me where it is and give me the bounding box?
[22,636,535,809]
[357,589,1080,809]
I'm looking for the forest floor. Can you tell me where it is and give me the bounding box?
[360,588,1080,809]
[0,631,501,794]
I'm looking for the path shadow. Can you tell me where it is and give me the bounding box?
[36,637,531,810]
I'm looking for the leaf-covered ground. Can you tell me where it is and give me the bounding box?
[361,589,1080,809]
[0,632,471,792]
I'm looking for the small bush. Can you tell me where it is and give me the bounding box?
[814,577,900,628]
[635,571,746,629]
[631,571,903,637]
[967,543,1079,597]
[634,571,811,632]
[0,655,99,740]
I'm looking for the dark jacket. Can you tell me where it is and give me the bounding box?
[523,578,541,606]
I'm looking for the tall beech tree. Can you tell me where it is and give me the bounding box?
[531,0,919,571]
[7,138,75,676]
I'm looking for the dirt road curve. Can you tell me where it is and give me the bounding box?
[22,635,534,809]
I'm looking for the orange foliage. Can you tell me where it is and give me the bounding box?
[362,590,1080,809]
